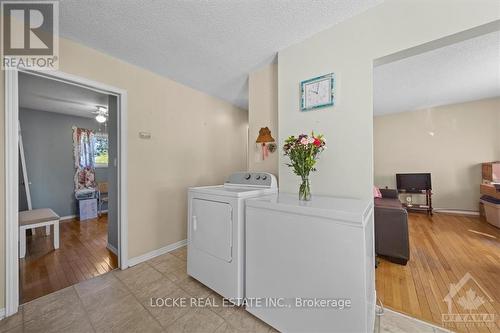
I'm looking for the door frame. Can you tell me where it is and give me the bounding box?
[4,68,129,316]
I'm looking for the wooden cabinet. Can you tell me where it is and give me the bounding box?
[482,162,500,182]
[480,162,500,219]
[480,184,500,200]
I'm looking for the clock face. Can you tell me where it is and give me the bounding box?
[301,74,334,111]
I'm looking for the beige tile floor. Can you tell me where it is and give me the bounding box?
[0,246,452,333]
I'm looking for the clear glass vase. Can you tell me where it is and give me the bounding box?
[299,177,311,201]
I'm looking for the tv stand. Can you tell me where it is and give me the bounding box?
[398,189,433,216]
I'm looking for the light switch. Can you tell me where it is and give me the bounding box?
[139,132,151,139]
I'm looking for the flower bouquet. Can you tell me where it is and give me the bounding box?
[283,133,326,201]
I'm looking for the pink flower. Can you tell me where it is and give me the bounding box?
[313,138,321,147]
[300,137,309,145]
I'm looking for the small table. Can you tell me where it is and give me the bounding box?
[399,189,433,215]
[19,209,60,258]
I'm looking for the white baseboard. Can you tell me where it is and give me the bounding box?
[106,243,118,255]
[60,210,109,222]
[127,239,187,267]
[434,209,479,216]
[0,308,5,320]
[60,214,77,221]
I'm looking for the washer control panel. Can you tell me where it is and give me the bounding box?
[226,172,277,188]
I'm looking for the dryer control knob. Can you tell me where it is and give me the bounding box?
[244,174,251,180]
[256,175,261,180]
[262,175,267,180]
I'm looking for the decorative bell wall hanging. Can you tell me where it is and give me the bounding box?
[256,127,276,160]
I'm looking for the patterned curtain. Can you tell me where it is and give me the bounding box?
[72,126,97,190]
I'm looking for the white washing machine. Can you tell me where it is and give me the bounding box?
[187,172,277,304]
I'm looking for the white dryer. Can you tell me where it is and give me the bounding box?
[187,172,277,304]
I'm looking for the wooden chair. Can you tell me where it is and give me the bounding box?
[97,182,109,216]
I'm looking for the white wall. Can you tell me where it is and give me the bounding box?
[248,63,279,176]
[374,98,500,211]
[278,0,500,200]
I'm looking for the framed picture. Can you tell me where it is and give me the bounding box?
[300,73,335,111]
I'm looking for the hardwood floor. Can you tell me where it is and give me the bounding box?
[376,212,500,333]
[20,215,118,304]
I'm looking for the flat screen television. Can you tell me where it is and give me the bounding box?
[396,173,431,193]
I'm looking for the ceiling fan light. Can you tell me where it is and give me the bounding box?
[95,114,107,123]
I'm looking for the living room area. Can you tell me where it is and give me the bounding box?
[372,29,500,332]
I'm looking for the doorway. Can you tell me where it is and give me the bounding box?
[5,69,128,316]
[372,26,500,332]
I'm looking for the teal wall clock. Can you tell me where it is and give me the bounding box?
[300,73,335,111]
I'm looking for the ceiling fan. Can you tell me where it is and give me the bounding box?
[92,106,108,123]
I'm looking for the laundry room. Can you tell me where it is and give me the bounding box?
[1,2,498,332]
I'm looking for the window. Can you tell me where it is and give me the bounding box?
[93,133,108,168]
